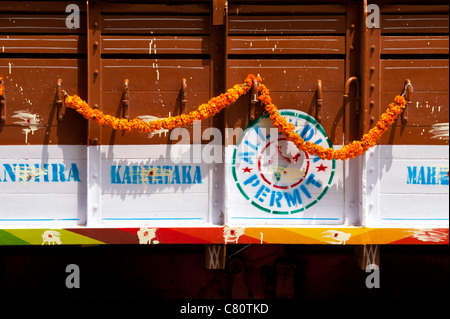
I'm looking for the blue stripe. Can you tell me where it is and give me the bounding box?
[102,218,204,221]
[0,218,78,221]
[382,218,449,221]
[231,217,340,220]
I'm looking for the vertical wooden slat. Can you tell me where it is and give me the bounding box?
[87,0,101,146]
[210,3,228,224]
[361,0,381,138]
[86,0,102,226]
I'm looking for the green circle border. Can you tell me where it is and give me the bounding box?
[231,109,336,215]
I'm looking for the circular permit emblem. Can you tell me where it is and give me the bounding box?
[232,109,336,215]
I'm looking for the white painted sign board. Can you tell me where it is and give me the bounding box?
[365,145,449,226]
[0,145,86,227]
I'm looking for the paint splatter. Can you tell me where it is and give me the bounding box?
[12,110,41,144]
[137,227,159,244]
[137,113,171,138]
[321,230,351,244]
[429,123,449,141]
[409,229,448,243]
[223,226,245,243]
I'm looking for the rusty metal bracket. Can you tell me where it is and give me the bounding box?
[0,78,5,122]
[316,79,323,123]
[344,76,361,114]
[249,78,258,122]
[122,79,130,119]
[55,78,66,121]
[181,78,187,113]
[401,79,413,123]
[213,0,228,26]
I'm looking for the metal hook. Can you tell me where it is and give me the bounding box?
[55,78,66,121]
[316,79,323,123]
[122,79,130,119]
[249,78,258,122]
[181,78,187,113]
[344,76,361,114]
[401,79,413,123]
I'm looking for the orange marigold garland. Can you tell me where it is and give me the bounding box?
[64,74,406,160]
[258,81,407,160]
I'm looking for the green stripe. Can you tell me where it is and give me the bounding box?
[317,186,330,201]
[305,200,318,210]
[328,171,335,185]
[232,166,238,182]
[291,207,305,214]
[232,148,237,165]
[251,201,271,213]
[272,210,289,215]
[236,183,249,200]
[0,230,31,245]
[6,229,105,245]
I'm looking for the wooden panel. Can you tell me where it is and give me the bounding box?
[228,60,344,92]
[225,92,345,144]
[381,15,449,34]
[378,60,448,145]
[0,125,87,145]
[0,35,86,54]
[100,3,209,14]
[101,59,210,145]
[101,15,210,35]
[226,60,345,143]
[0,1,86,12]
[381,92,448,126]
[380,4,449,14]
[0,59,86,92]
[381,36,449,55]
[228,4,346,15]
[380,125,449,145]
[102,59,210,92]
[228,36,345,55]
[101,36,210,55]
[4,91,87,126]
[0,14,87,34]
[0,59,87,145]
[381,60,449,92]
[100,91,210,145]
[229,15,346,35]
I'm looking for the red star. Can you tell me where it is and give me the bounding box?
[316,164,328,172]
[242,167,253,173]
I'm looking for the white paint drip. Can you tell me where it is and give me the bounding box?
[12,110,41,144]
[430,123,449,141]
[137,112,171,138]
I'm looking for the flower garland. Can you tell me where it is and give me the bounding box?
[64,74,406,160]
[258,81,407,160]
[0,76,4,96]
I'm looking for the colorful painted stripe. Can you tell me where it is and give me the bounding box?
[0,227,447,246]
